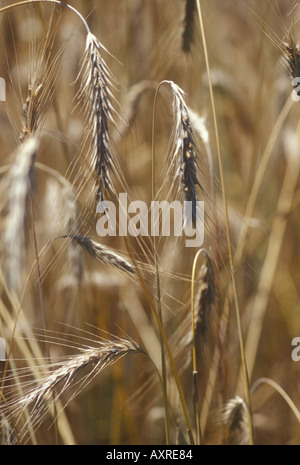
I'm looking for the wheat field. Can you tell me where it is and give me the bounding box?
[0,0,300,446]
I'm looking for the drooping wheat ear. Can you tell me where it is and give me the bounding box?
[169,82,201,228]
[220,396,250,445]
[2,336,146,443]
[76,32,121,204]
[182,0,197,53]
[65,234,135,276]
[1,137,39,293]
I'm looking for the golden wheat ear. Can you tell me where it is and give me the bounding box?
[1,334,146,444]
[61,234,135,276]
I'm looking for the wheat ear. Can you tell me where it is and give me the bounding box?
[2,336,146,444]
[75,32,121,204]
[169,82,201,228]
[1,137,39,293]
[182,0,197,53]
[283,34,300,98]
[220,396,250,445]
[63,234,135,276]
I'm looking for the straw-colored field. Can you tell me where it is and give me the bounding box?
[0,0,300,445]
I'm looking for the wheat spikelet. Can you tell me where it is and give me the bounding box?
[76,32,121,204]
